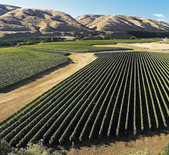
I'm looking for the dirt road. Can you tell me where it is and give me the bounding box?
[0,53,96,122]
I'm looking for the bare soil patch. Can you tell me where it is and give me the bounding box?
[126,42,169,53]
[68,133,169,155]
[94,42,169,53]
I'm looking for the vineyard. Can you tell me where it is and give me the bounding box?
[0,48,69,90]
[28,39,160,52]
[0,52,169,148]
[0,39,161,91]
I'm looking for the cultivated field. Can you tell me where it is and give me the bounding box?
[0,39,159,91]
[26,39,160,52]
[0,52,168,150]
[0,48,69,90]
[0,53,96,122]
[0,39,159,122]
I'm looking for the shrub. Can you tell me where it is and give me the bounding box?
[0,139,66,155]
[13,141,66,155]
[0,139,12,155]
[160,142,169,155]
[130,36,136,39]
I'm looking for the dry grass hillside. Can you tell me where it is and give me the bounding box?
[1,4,169,39]
[0,4,20,16]
[0,5,89,38]
[76,15,103,26]
[77,14,169,32]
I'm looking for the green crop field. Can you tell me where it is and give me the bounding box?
[0,52,168,148]
[0,48,69,90]
[0,39,159,90]
[26,39,161,52]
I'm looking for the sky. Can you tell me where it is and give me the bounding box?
[1,0,169,22]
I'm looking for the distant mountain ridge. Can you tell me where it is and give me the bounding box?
[0,4,89,39]
[0,4,169,39]
[77,14,169,32]
[76,15,104,26]
[0,4,20,16]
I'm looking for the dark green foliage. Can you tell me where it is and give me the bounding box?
[126,30,169,38]
[0,139,66,155]
[0,37,59,47]
[0,139,12,155]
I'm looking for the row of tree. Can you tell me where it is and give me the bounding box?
[0,37,60,47]
[126,30,169,38]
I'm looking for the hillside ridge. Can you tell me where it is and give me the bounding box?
[1,4,169,39]
[77,14,169,32]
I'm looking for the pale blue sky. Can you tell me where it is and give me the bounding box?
[1,0,169,22]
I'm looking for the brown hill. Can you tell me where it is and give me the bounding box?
[0,6,89,39]
[0,4,20,16]
[77,14,169,32]
[76,15,103,26]
[1,4,169,39]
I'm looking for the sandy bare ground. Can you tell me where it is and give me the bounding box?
[68,134,169,155]
[94,42,169,53]
[125,42,169,53]
[0,53,96,122]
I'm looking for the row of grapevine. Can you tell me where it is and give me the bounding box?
[0,49,69,90]
[0,52,168,148]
